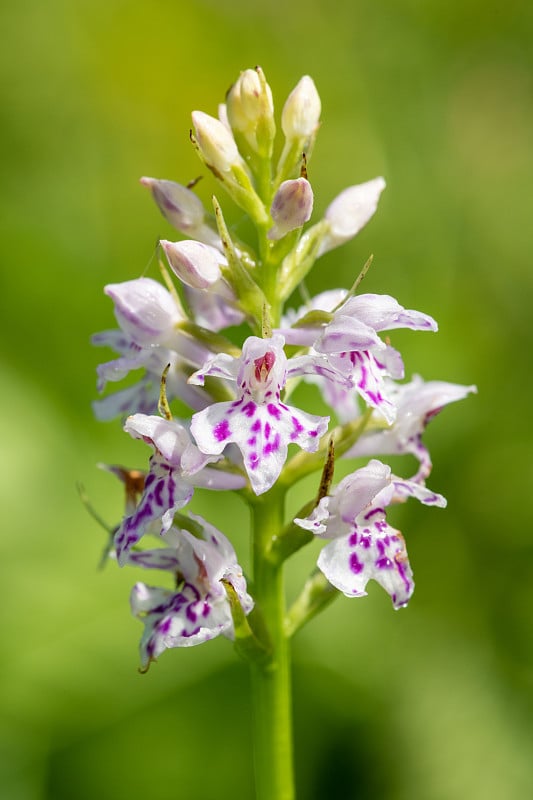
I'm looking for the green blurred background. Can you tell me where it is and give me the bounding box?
[2,0,532,797]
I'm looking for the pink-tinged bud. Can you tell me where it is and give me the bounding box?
[105,278,182,346]
[268,178,314,240]
[281,76,321,139]
[320,177,386,254]
[161,240,223,290]
[140,177,205,233]
[192,110,245,173]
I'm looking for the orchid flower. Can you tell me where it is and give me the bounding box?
[113,414,245,564]
[93,278,213,419]
[295,459,446,608]
[347,375,477,480]
[189,334,330,494]
[128,514,253,666]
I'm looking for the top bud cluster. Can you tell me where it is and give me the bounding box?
[93,68,474,666]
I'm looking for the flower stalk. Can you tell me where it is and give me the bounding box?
[249,489,295,800]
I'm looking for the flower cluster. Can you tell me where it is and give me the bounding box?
[93,68,475,667]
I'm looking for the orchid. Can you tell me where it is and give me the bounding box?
[190,334,330,494]
[128,515,253,667]
[347,374,478,480]
[113,414,245,563]
[295,460,446,608]
[90,67,474,800]
[93,277,213,419]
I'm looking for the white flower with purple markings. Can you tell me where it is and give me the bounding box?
[295,459,446,608]
[190,334,330,494]
[129,514,253,666]
[114,414,246,564]
[348,375,477,480]
[93,277,213,419]
[279,292,437,423]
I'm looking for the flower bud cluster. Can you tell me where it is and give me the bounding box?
[93,67,475,667]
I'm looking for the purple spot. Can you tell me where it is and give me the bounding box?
[247,436,257,446]
[376,556,393,569]
[186,604,198,623]
[396,560,412,594]
[348,531,359,547]
[267,403,281,419]
[263,434,280,456]
[214,419,231,442]
[182,626,201,638]
[251,418,261,433]
[154,478,165,506]
[158,618,172,635]
[264,422,271,439]
[290,416,304,441]
[242,401,257,417]
[350,552,364,574]
[248,452,259,470]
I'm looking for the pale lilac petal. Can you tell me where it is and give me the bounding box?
[124,414,215,473]
[314,315,382,354]
[286,352,352,388]
[319,177,386,255]
[127,548,181,571]
[92,381,159,421]
[183,285,245,332]
[105,278,183,346]
[340,294,438,333]
[191,467,247,491]
[189,352,239,386]
[95,352,151,391]
[294,497,331,534]
[391,478,446,507]
[92,329,138,354]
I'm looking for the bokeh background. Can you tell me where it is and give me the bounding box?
[2,0,532,798]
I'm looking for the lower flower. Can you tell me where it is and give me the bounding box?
[128,515,253,667]
[295,459,446,609]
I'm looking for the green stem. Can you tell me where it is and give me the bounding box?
[250,489,295,800]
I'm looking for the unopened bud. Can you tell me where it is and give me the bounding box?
[281,76,321,139]
[319,177,386,255]
[192,110,245,173]
[140,177,205,233]
[226,67,274,141]
[161,240,223,290]
[268,178,314,240]
[105,278,182,346]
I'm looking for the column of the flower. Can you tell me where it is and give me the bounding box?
[249,487,295,800]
